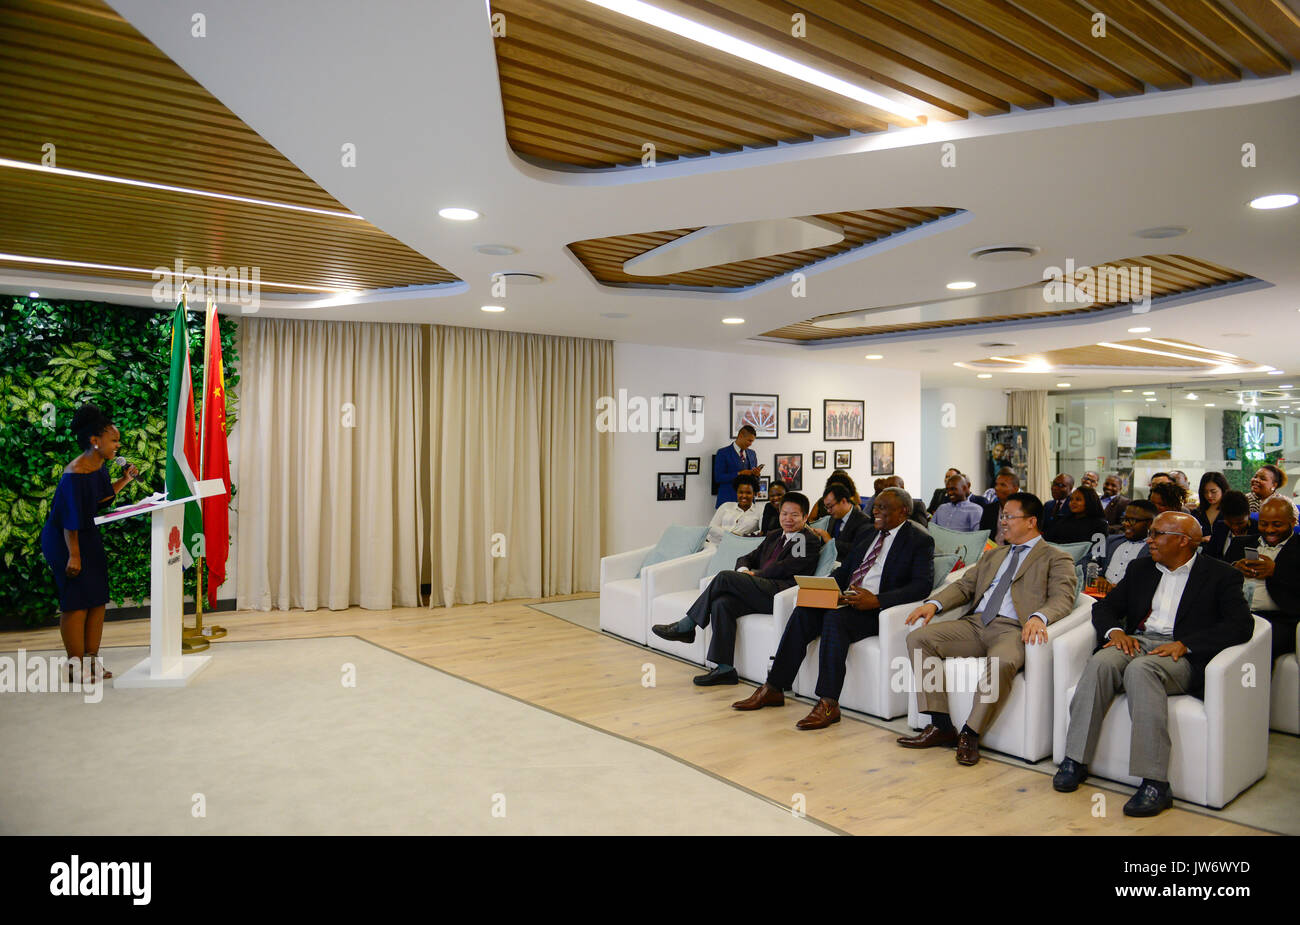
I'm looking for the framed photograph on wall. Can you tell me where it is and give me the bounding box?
[812,450,826,469]
[823,399,864,441]
[756,476,770,501]
[685,456,700,475]
[689,395,704,414]
[871,441,895,475]
[774,453,803,491]
[788,407,811,433]
[730,392,779,439]
[834,449,851,470]
[657,429,681,451]
[657,472,686,501]
[661,393,679,414]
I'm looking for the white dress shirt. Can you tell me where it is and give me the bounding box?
[850,525,899,595]
[705,501,763,544]
[1108,555,1194,639]
[1104,539,1146,585]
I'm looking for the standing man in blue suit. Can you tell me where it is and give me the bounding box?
[713,424,762,508]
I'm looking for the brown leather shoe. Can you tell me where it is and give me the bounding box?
[896,724,959,748]
[732,683,784,710]
[796,698,841,730]
[956,730,980,765]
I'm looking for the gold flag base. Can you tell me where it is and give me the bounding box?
[199,624,227,639]
[181,631,211,653]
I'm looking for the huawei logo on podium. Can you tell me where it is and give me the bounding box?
[167,526,182,561]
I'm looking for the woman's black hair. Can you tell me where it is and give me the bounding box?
[1197,471,1231,512]
[70,403,114,450]
[1070,486,1105,519]
[732,473,760,492]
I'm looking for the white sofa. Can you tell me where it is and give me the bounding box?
[644,550,719,664]
[905,596,1094,762]
[792,563,965,719]
[1270,622,1299,735]
[1052,615,1273,808]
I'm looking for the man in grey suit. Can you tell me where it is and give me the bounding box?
[1053,512,1253,816]
[898,492,1078,766]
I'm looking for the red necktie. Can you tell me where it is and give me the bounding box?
[850,532,887,586]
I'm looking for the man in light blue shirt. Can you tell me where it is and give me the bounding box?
[931,473,983,532]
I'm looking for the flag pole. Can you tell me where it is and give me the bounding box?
[178,286,210,653]
[198,298,226,640]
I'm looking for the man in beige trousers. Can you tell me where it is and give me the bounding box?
[899,492,1077,765]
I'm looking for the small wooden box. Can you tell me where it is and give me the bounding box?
[794,575,841,609]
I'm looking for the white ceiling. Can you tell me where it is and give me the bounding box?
[8,0,1298,392]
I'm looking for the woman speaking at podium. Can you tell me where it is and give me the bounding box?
[40,404,138,681]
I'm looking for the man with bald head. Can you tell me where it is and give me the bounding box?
[880,475,930,526]
[1053,512,1253,816]
[1228,497,1300,662]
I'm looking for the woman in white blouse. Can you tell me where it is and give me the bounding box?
[706,474,763,544]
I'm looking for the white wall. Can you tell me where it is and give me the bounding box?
[920,387,1008,497]
[612,343,921,552]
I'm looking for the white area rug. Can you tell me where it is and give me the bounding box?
[0,638,829,835]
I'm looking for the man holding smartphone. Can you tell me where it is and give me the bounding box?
[1229,497,1299,661]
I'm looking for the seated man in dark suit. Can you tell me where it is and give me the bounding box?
[652,492,822,686]
[1227,497,1300,662]
[979,468,1020,544]
[1041,472,1075,530]
[1206,490,1257,560]
[759,479,786,535]
[1094,499,1156,593]
[1053,512,1253,817]
[732,488,934,728]
[808,481,871,547]
[712,424,761,508]
[880,476,929,526]
[1100,474,1131,534]
[900,492,1077,765]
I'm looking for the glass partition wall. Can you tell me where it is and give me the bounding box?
[1048,379,1299,500]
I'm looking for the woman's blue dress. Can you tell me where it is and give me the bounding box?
[40,467,113,611]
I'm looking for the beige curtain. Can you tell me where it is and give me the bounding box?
[427,325,612,606]
[236,318,424,611]
[1008,389,1052,499]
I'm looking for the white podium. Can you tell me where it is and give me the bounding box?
[95,478,227,688]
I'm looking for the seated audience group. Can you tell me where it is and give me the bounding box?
[647,459,1296,818]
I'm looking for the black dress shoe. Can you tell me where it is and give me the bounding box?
[1123,780,1173,817]
[693,666,739,686]
[652,622,696,644]
[1052,758,1089,792]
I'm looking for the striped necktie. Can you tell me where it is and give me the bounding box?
[850,531,887,586]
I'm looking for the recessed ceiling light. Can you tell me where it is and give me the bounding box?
[439,207,479,221]
[1280,384,1294,390]
[722,317,745,324]
[1145,397,1158,402]
[1142,391,1156,395]
[1268,370,1285,375]
[1121,389,1133,393]
[1127,327,1151,333]
[582,0,923,121]
[946,280,976,290]
[1204,403,1215,407]
[27,290,38,298]
[480,305,505,312]
[865,354,883,360]
[475,244,516,256]
[1056,382,1071,388]
[1185,393,1198,400]
[1134,226,1188,239]
[976,373,993,379]
[1249,194,1298,210]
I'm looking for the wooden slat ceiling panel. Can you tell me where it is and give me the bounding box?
[760,255,1253,341]
[983,338,1257,368]
[567,206,961,288]
[0,0,456,290]
[488,0,1297,168]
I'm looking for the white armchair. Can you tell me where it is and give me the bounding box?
[644,550,717,664]
[1272,624,1299,734]
[906,598,1094,762]
[733,586,800,683]
[1053,615,1273,808]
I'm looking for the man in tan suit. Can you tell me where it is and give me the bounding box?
[898,492,1077,765]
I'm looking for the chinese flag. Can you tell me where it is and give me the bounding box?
[201,303,231,607]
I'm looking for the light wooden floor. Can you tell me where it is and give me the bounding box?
[2,596,1267,836]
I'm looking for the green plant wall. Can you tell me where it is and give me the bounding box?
[0,296,239,624]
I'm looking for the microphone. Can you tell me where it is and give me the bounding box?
[114,457,149,493]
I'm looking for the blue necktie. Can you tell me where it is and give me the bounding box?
[980,545,1026,625]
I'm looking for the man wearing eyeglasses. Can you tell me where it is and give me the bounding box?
[1094,499,1157,593]
[899,492,1077,766]
[1053,512,1253,816]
